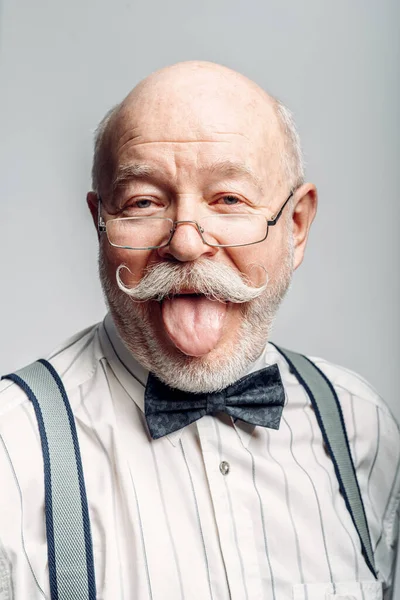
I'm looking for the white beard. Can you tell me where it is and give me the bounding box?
[99,240,294,393]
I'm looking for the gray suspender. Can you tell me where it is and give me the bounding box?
[273,345,377,579]
[3,347,376,597]
[3,360,97,600]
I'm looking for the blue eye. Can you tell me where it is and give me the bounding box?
[222,195,240,205]
[135,199,153,208]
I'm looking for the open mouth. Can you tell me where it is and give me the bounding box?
[160,291,227,303]
[160,293,228,357]
[166,292,203,298]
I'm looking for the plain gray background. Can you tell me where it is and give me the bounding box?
[1,0,399,592]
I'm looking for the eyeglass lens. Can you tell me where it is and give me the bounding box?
[105,214,268,249]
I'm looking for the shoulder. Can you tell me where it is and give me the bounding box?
[305,354,400,477]
[270,342,397,428]
[270,342,400,473]
[308,354,398,427]
[298,353,400,458]
[0,322,103,421]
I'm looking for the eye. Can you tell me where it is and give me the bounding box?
[220,195,242,205]
[135,199,154,209]
[120,197,163,214]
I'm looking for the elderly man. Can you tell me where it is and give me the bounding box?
[0,61,398,600]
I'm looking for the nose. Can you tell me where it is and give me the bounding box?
[157,220,218,262]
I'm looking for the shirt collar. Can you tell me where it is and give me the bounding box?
[98,313,285,447]
[99,314,184,446]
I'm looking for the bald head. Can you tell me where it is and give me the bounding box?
[121,61,275,128]
[92,61,304,197]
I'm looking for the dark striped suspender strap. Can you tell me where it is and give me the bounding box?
[3,360,97,599]
[273,345,377,579]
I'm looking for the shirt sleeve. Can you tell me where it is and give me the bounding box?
[373,407,400,598]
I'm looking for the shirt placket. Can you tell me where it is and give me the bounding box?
[196,415,264,600]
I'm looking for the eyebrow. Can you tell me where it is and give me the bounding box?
[112,163,159,193]
[206,160,264,194]
[111,159,264,195]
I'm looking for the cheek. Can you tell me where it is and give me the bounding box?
[101,241,154,285]
[227,236,288,285]
[227,243,271,285]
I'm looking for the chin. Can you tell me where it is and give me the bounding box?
[108,298,271,393]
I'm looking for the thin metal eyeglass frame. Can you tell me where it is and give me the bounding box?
[97,189,294,250]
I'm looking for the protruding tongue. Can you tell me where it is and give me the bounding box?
[161,295,227,356]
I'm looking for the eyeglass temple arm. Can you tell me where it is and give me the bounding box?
[97,197,107,232]
[267,190,294,226]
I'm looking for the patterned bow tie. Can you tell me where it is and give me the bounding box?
[144,364,286,439]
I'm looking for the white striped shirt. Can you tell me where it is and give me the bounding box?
[0,314,399,600]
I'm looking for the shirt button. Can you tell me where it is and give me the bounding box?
[219,461,230,475]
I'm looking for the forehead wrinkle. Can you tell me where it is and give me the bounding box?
[118,137,236,151]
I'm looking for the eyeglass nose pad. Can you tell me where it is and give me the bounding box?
[158,219,217,261]
[170,220,204,241]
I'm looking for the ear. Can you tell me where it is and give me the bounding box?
[87,192,99,233]
[291,183,318,270]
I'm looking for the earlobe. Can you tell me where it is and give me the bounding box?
[292,183,318,270]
